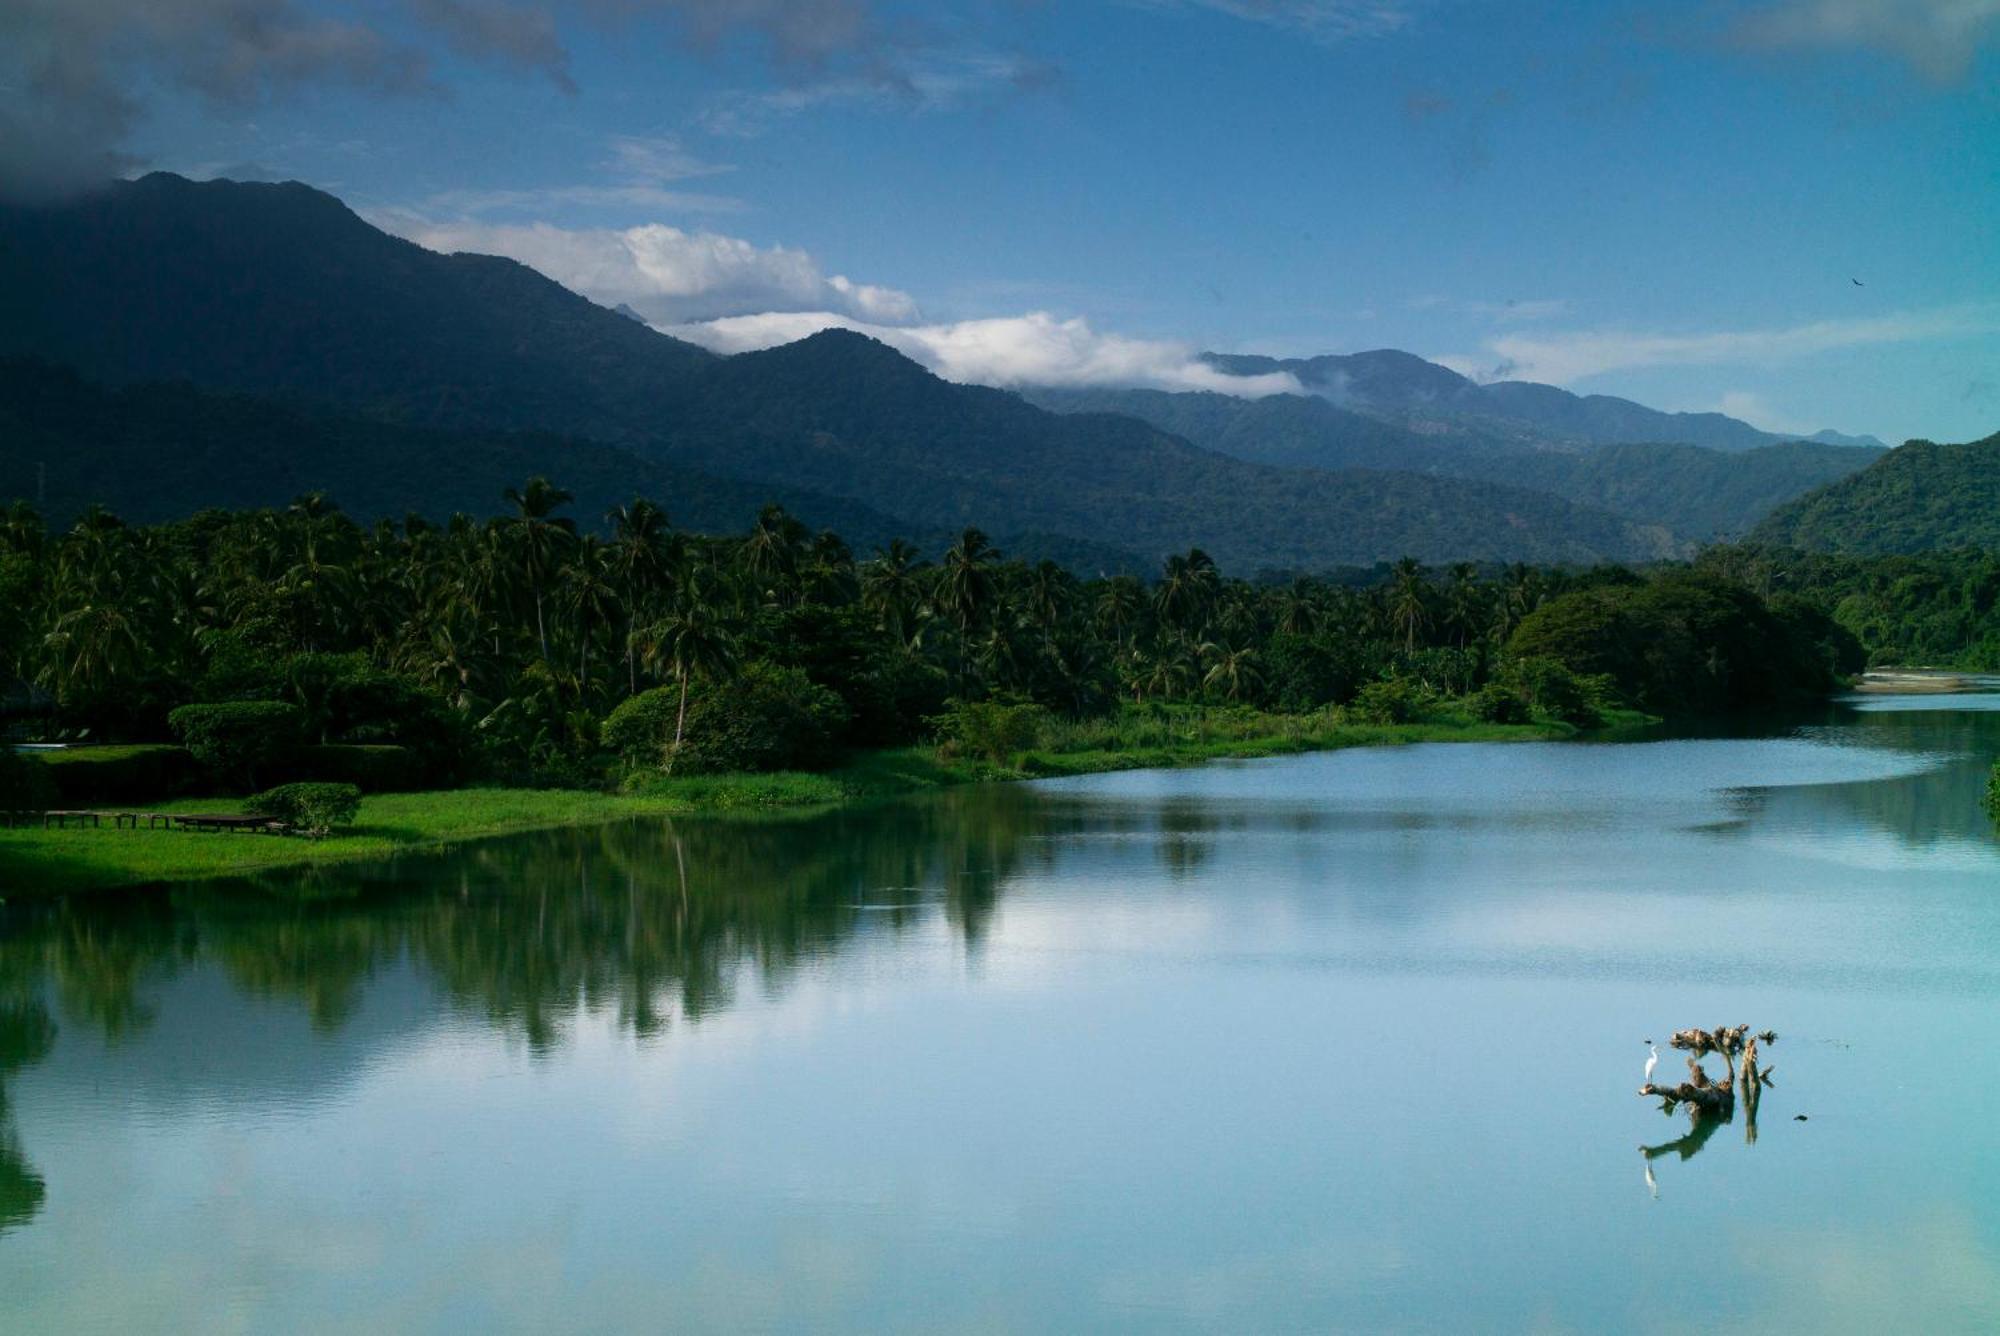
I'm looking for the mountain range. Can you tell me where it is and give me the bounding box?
[1194,350,1886,453]
[1022,387,1881,542]
[1750,430,2000,554]
[0,172,1906,571]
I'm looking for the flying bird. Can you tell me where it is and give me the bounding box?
[1644,1041,1660,1086]
[1852,277,1865,286]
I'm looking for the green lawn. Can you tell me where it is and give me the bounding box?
[0,716,1589,896]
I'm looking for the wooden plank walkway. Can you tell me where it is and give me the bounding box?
[1,810,290,834]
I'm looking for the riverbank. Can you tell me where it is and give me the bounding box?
[1852,670,2000,695]
[0,715,1589,895]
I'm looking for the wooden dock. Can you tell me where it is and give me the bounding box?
[1,810,290,834]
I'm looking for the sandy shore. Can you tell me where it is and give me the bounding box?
[1852,672,1982,694]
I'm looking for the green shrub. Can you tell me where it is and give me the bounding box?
[38,745,198,804]
[1350,678,1440,726]
[932,698,1049,767]
[0,749,56,811]
[168,701,304,790]
[1466,683,1531,724]
[1987,761,2000,821]
[674,663,850,775]
[608,664,851,776]
[844,653,953,747]
[603,687,680,767]
[1502,657,1614,728]
[245,782,361,838]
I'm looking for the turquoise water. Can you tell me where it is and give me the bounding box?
[4,696,2000,1332]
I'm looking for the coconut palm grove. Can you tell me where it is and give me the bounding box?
[0,479,1907,817]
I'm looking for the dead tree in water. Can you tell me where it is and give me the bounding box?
[1639,1025,1777,1138]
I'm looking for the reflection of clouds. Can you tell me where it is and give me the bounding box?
[1735,1209,2000,1334]
[1734,828,2000,874]
[1097,1234,1406,1324]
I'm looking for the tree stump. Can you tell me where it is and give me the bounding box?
[1639,1024,1776,1139]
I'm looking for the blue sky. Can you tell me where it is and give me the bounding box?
[9,1,1999,442]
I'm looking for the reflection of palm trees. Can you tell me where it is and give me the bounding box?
[0,788,1053,1065]
[0,999,55,1235]
[0,791,1067,1232]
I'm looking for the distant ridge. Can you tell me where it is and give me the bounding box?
[0,174,1679,570]
[1750,431,2000,553]
[1197,348,1881,454]
[1027,386,1880,540]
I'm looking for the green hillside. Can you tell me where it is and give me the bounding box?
[0,176,1670,571]
[1750,433,2000,554]
[1033,385,1877,541]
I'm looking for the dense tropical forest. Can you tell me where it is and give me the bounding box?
[0,483,1872,812]
[1700,545,2000,669]
[1749,430,2000,554]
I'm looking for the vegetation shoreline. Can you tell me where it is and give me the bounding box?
[0,715,1595,896]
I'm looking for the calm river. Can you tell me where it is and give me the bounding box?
[4,694,2000,1332]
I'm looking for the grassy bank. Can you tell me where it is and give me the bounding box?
[0,713,1588,895]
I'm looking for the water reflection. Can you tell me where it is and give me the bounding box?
[0,999,52,1233]
[1,699,1998,1328]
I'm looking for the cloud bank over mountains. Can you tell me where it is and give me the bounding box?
[378,203,1993,410]
[378,210,1294,395]
[1438,305,2000,388]
[377,214,919,325]
[673,310,1306,395]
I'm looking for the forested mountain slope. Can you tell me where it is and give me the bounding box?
[0,176,1671,571]
[1032,385,1878,540]
[1750,433,2000,554]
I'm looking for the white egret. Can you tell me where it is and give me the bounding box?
[1644,1161,1659,1199]
[1644,1041,1660,1086]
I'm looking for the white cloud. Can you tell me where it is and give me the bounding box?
[377,206,1297,398]
[1437,306,2000,386]
[698,50,1060,137]
[406,133,743,216]
[669,310,1305,396]
[1714,390,1810,435]
[1141,1,1419,42]
[373,216,917,324]
[1730,0,2000,84]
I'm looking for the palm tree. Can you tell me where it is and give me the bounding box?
[559,537,620,695]
[502,478,577,663]
[741,503,808,606]
[1495,563,1542,643]
[862,539,925,648]
[639,576,739,771]
[608,499,678,695]
[41,602,144,705]
[803,530,858,606]
[1275,577,1320,637]
[1153,549,1219,636]
[1442,563,1482,649]
[937,529,1001,691]
[1388,557,1432,653]
[1024,561,1074,635]
[939,528,999,636]
[1094,575,1146,649]
[1200,640,1264,701]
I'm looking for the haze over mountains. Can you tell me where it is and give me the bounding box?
[0,172,1914,572]
[1194,350,1885,453]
